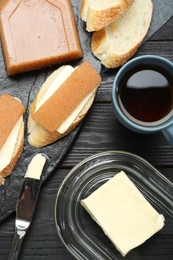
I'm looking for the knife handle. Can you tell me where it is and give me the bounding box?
[8,229,25,260]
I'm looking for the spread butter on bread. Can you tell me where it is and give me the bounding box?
[80,0,134,32]
[28,61,101,148]
[91,0,153,68]
[0,94,25,186]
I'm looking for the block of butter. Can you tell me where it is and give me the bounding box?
[81,171,165,256]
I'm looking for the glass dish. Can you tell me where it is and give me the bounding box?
[55,151,173,260]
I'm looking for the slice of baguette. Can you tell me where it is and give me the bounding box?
[0,120,24,185]
[28,62,101,148]
[0,94,25,186]
[91,0,153,68]
[80,0,134,32]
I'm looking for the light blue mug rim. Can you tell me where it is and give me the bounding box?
[112,55,173,132]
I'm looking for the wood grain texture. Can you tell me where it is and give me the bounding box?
[0,168,173,260]
[0,11,173,260]
[0,0,103,221]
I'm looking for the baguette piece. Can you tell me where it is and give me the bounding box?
[0,94,25,186]
[80,0,134,32]
[91,0,153,68]
[28,61,101,148]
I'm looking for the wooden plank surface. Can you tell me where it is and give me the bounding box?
[0,14,173,260]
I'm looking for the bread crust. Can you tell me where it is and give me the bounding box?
[92,27,143,68]
[0,176,4,186]
[87,6,123,32]
[28,64,99,148]
[91,28,107,53]
[28,94,95,147]
[0,120,24,185]
[105,42,142,68]
[32,62,100,133]
[0,94,25,148]
[91,0,153,68]
[81,0,134,32]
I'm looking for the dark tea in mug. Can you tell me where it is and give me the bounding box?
[117,64,173,125]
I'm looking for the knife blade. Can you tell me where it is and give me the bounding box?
[8,153,49,260]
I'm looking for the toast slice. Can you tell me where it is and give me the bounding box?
[80,0,134,31]
[91,0,153,68]
[28,61,101,148]
[0,94,25,186]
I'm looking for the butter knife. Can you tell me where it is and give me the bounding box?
[8,153,48,260]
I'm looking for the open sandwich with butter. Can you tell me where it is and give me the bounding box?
[0,94,25,186]
[28,61,101,148]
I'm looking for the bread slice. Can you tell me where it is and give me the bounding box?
[28,62,101,148]
[0,94,25,186]
[0,121,24,185]
[91,0,153,68]
[80,0,134,32]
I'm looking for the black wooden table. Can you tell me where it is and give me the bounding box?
[0,17,173,260]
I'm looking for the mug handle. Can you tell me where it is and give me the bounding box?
[162,124,173,145]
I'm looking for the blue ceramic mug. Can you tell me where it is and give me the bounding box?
[112,55,173,145]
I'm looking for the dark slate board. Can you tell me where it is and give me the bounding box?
[0,0,101,221]
[0,0,172,222]
[146,0,173,41]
